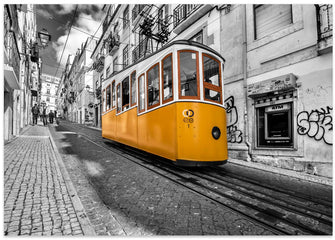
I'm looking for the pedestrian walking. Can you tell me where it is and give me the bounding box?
[49,110,54,124]
[42,107,48,126]
[31,104,39,125]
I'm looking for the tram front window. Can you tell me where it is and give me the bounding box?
[147,63,160,108]
[179,51,199,98]
[117,84,121,113]
[106,85,111,110]
[138,74,145,113]
[203,54,222,104]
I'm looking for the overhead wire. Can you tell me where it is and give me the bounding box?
[54,5,78,78]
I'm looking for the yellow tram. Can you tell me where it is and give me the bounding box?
[101,40,228,166]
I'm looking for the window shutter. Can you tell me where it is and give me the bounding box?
[255,5,292,39]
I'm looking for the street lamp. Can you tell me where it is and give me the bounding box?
[37,28,51,48]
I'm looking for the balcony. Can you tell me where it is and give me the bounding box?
[93,54,105,73]
[96,86,101,98]
[173,4,213,34]
[316,4,333,54]
[132,38,152,63]
[107,33,120,56]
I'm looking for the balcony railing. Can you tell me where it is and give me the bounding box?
[132,4,148,22]
[173,4,202,28]
[107,33,120,56]
[132,38,153,63]
[93,54,105,73]
[316,4,333,53]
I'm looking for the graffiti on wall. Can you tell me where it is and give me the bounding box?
[297,106,333,145]
[224,96,243,143]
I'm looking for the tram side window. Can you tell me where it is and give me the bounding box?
[102,89,106,113]
[178,50,199,98]
[131,71,136,106]
[117,84,121,113]
[138,74,145,113]
[203,54,222,104]
[122,76,130,110]
[147,63,160,109]
[112,81,116,108]
[162,54,173,103]
[106,85,111,110]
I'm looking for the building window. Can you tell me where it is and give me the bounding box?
[162,53,173,103]
[113,57,118,73]
[254,4,292,39]
[147,63,160,109]
[123,6,129,29]
[189,31,203,44]
[123,45,129,69]
[46,97,50,102]
[122,76,130,110]
[106,66,110,78]
[47,89,50,94]
[131,71,136,106]
[256,100,293,148]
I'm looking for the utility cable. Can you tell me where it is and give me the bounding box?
[54,5,78,78]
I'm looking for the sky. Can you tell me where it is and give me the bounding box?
[34,4,104,78]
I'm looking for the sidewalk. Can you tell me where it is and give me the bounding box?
[3,122,95,236]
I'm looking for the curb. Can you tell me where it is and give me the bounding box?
[229,158,332,186]
[47,126,96,236]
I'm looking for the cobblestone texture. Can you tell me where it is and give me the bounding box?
[4,125,87,236]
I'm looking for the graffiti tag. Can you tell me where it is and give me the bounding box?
[297,106,333,145]
[224,96,243,143]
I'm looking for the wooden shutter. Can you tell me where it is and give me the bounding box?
[254,5,292,39]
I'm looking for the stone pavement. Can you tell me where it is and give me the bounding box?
[3,122,95,236]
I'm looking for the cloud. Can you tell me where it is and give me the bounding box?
[52,10,102,70]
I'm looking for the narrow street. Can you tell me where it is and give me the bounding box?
[5,119,331,236]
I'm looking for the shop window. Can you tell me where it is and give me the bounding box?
[131,71,136,106]
[112,81,116,108]
[203,53,222,104]
[138,74,145,113]
[122,76,130,110]
[116,84,121,114]
[257,102,293,148]
[254,4,292,39]
[162,53,173,104]
[106,84,111,110]
[147,63,160,109]
[178,50,199,99]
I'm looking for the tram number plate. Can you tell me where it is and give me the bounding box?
[183,109,194,126]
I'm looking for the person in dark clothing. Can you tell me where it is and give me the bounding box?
[42,107,47,126]
[49,110,54,124]
[31,104,39,125]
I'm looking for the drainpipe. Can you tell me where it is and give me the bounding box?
[242,4,252,161]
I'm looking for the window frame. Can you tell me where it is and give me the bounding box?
[161,53,174,104]
[177,50,200,100]
[106,84,112,111]
[146,62,161,110]
[130,70,137,107]
[202,53,223,105]
[138,73,146,114]
[123,6,129,29]
[123,45,129,69]
[111,80,116,109]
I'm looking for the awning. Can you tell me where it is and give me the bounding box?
[4,64,20,90]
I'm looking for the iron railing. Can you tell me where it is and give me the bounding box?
[132,38,152,63]
[173,4,202,28]
[132,4,148,22]
[316,4,333,41]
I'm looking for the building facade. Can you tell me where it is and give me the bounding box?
[4,4,41,142]
[90,4,332,178]
[40,73,60,113]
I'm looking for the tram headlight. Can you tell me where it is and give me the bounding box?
[212,126,221,140]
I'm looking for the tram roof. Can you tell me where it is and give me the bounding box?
[106,40,225,82]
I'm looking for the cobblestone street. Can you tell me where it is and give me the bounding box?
[3,123,95,236]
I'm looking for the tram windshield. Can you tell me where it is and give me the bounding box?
[179,51,198,98]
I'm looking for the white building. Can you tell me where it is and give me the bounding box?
[40,73,60,113]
